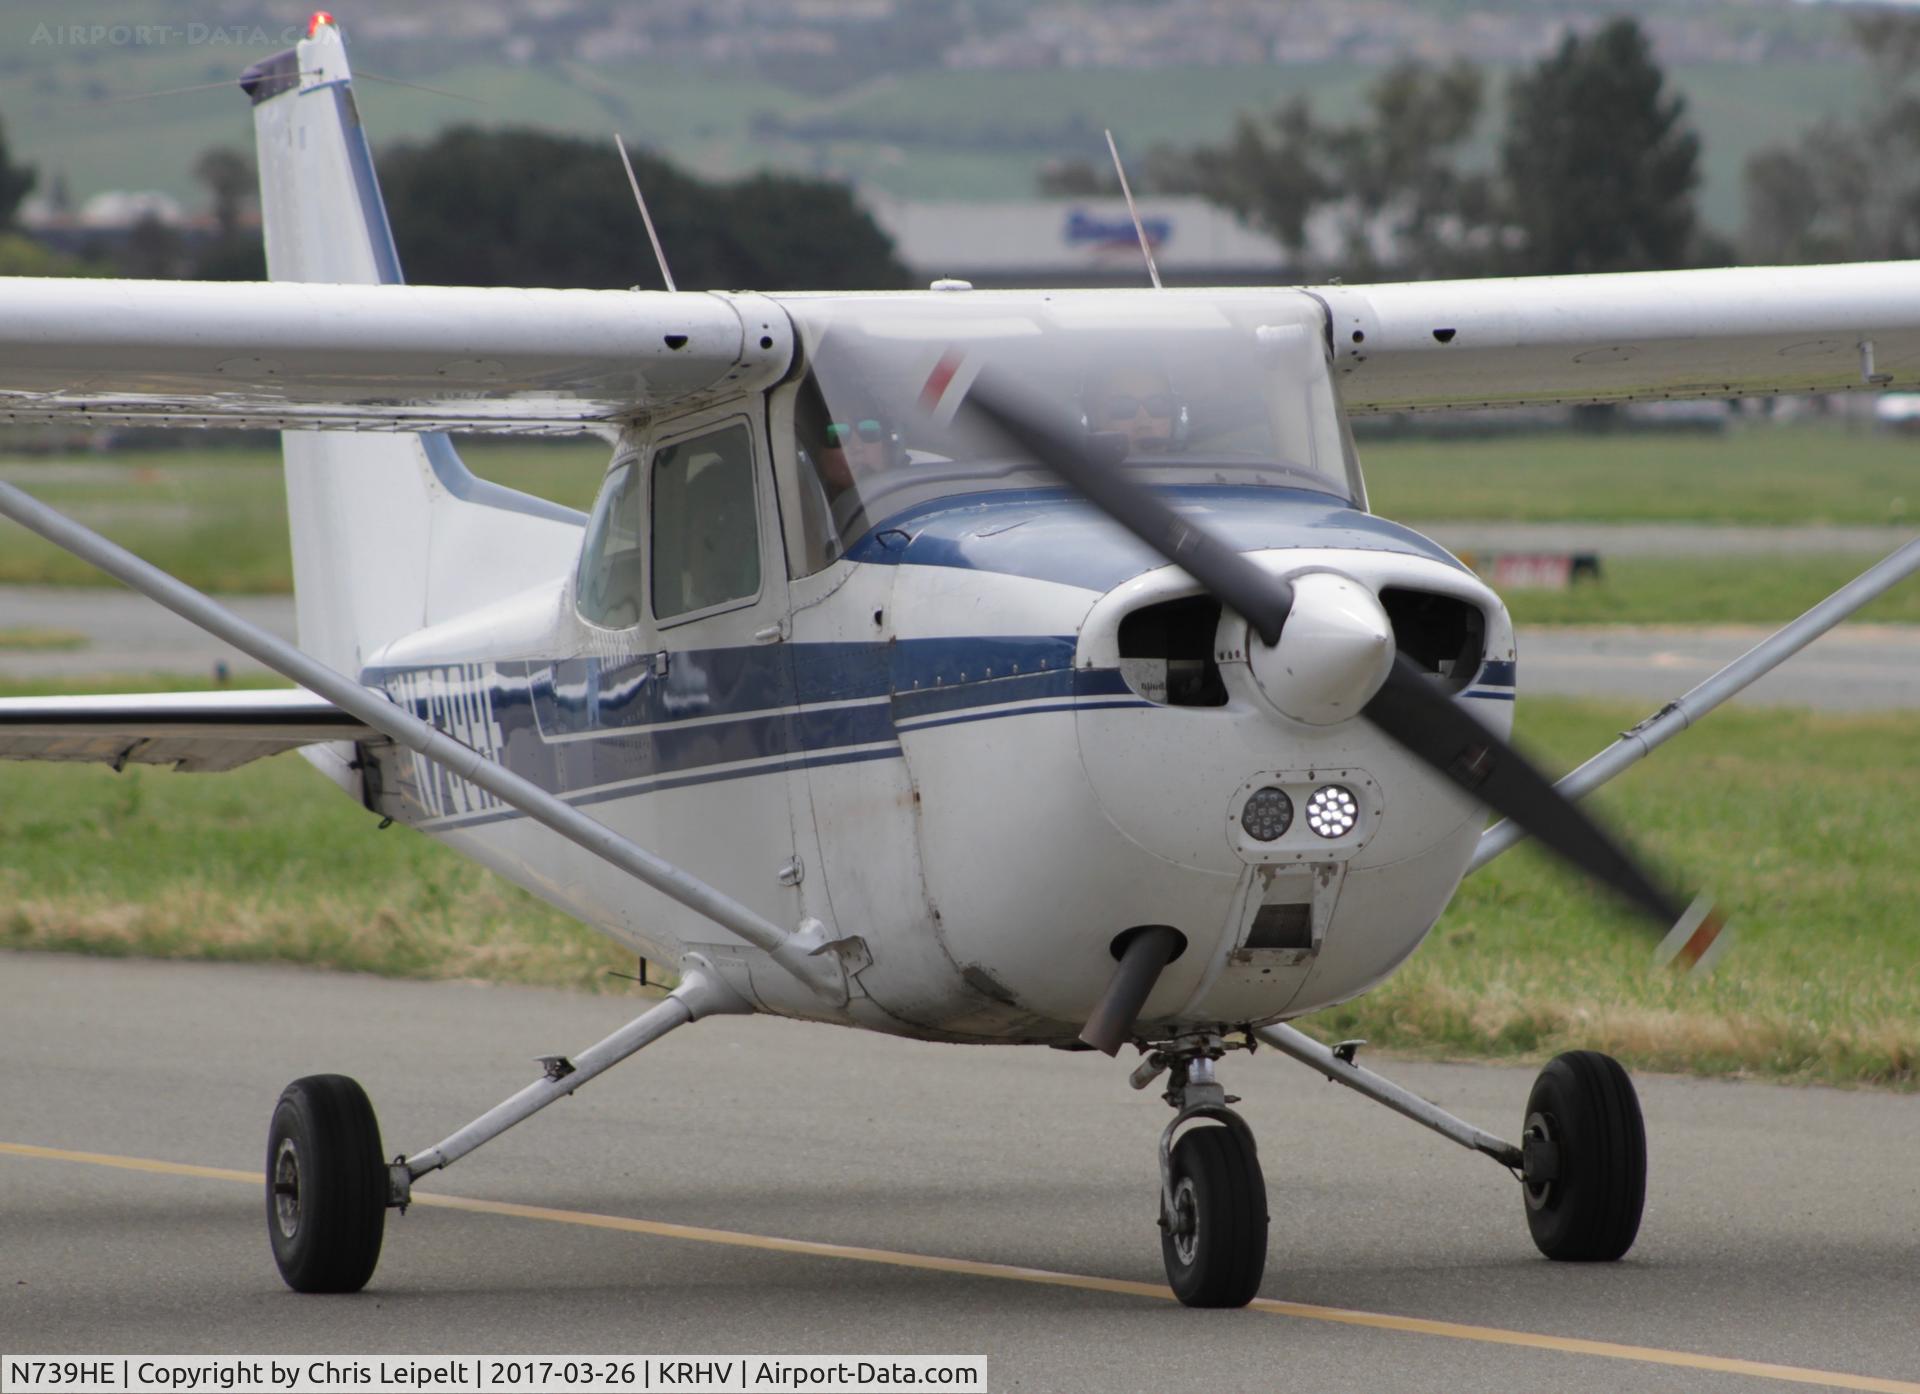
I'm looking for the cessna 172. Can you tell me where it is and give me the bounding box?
[3,13,1918,1308]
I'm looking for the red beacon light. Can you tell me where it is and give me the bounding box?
[307,11,335,37]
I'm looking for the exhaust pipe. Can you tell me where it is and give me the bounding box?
[1079,925,1185,1056]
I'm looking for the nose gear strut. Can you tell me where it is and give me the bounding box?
[1140,1035,1268,1307]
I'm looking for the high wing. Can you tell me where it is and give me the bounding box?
[0,277,771,436]
[7,262,1920,432]
[0,688,372,772]
[1319,262,1920,412]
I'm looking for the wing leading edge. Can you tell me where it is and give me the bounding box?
[1319,261,1920,412]
[0,278,779,437]
[7,262,1920,432]
[0,687,373,772]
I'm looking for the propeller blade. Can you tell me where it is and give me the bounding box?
[1364,643,1730,967]
[1361,656,1685,926]
[960,376,1725,967]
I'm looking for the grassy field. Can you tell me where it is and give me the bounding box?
[1501,555,1920,626]
[1312,699,1920,1090]
[0,627,86,650]
[0,678,1914,1090]
[1360,424,1919,525]
[2,430,1914,628]
[0,679,626,990]
[0,442,608,593]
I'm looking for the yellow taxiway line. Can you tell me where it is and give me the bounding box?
[5,1139,1916,1394]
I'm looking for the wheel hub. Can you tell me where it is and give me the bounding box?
[1522,1110,1558,1212]
[1167,1177,1199,1265]
[273,1136,302,1238]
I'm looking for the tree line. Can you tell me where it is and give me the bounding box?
[1044,13,1920,280]
[0,121,908,290]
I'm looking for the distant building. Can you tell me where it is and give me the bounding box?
[866,195,1298,288]
[19,188,254,266]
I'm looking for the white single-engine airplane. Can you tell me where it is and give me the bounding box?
[3,14,1918,1307]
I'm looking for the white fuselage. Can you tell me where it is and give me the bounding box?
[358,482,1514,1049]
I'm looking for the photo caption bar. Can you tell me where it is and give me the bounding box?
[1,1356,988,1394]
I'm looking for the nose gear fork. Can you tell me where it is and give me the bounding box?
[1149,1044,1255,1220]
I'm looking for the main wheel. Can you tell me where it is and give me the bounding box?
[1522,1050,1645,1262]
[1160,1124,1268,1308]
[266,1074,388,1293]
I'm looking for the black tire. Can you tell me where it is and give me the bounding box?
[266,1074,387,1293]
[1159,1125,1268,1308]
[1522,1050,1646,1262]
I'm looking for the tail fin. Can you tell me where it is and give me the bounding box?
[241,17,584,679]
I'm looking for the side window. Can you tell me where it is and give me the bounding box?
[652,422,761,621]
[575,461,643,629]
[784,375,843,577]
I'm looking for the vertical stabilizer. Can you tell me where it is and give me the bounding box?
[241,16,583,689]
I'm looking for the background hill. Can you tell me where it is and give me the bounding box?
[1,0,1878,238]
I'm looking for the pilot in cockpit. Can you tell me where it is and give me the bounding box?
[789,371,912,567]
[816,408,902,500]
[1082,364,1186,456]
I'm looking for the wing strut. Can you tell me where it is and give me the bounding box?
[1470,536,1920,877]
[398,965,750,1190]
[0,479,852,1006]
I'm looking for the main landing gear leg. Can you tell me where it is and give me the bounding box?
[265,959,751,1294]
[1254,1023,1646,1263]
[1134,1037,1269,1307]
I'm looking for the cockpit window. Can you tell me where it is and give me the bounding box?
[575,460,643,629]
[778,292,1357,551]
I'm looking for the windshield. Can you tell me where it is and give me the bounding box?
[779,291,1357,555]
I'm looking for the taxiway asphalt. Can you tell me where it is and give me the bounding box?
[2,952,1915,1392]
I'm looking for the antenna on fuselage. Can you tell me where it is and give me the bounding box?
[1104,128,1162,291]
[613,132,677,293]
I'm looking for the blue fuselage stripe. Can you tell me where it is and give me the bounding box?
[365,639,1520,827]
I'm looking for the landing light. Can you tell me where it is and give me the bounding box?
[1306,785,1357,839]
[1240,786,1293,842]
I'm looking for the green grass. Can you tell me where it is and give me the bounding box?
[0,452,296,592]
[0,678,1913,1087]
[1501,555,1920,626]
[0,627,85,650]
[1301,698,1920,1090]
[0,443,607,593]
[0,672,284,698]
[0,673,630,989]
[1362,425,1920,526]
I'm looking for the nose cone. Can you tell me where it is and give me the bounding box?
[1250,572,1395,725]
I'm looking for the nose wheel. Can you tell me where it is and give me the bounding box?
[1160,1122,1267,1307]
[1143,1042,1269,1308]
